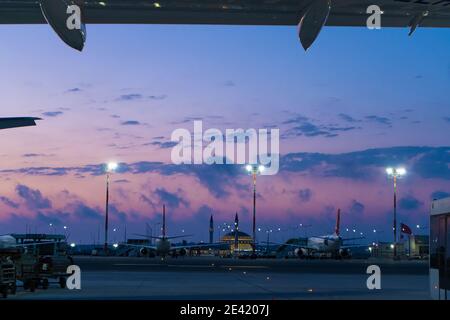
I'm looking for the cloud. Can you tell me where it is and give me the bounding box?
[282,115,358,139]
[146,141,178,149]
[121,120,141,126]
[298,188,312,202]
[116,93,166,102]
[338,113,360,123]
[349,200,365,215]
[0,196,19,209]
[281,146,450,180]
[15,184,52,210]
[195,205,214,219]
[109,204,127,223]
[223,80,235,87]
[66,88,82,93]
[22,153,52,158]
[431,190,450,200]
[69,201,103,220]
[42,111,63,117]
[399,195,423,210]
[36,211,69,226]
[148,95,167,100]
[365,115,392,126]
[116,93,143,101]
[3,147,449,197]
[114,179,130,184]
[154,188,189,209]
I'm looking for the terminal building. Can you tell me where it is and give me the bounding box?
[220,230,253,254]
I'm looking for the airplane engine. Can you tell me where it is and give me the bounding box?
[140,247,148,256]
[178,248,187,256]
[294,248,307,258]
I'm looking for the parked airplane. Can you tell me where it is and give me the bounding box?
[277,209,364,259]
[0,234,58,250]
[0,1,449,51]
[123,205,223,257]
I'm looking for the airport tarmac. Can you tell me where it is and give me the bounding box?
[10,256,430,300]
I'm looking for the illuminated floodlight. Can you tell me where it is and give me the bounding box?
[107,162,118,172]
[245,165,253,172]
[258,165,265,173]
[390,244,395,249]
[386,167,406,177]
[70,243,76,248]
[113,243,119,248]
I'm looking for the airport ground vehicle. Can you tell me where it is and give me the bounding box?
[430,197,450,300]
[10,234,73,291]
[0,257,16,298]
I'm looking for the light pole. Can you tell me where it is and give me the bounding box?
[386,167,406,259]
[246,164,265,257]
[266,228,273,253]
[104,162,118,255]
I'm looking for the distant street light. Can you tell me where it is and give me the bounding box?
[104,161,118,255]
[245,164,265,256]
[386,167,406,259]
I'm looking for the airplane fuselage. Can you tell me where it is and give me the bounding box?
[155,238,171,256]
[307,235,342,253]
[0,235,17,249]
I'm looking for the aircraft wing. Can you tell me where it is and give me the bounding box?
[0,117,41,130]
[342,236,365,242]
[267,241,316,251]
[172,242,226,250]
[133,234,193,240]
[1,1,449,50]
[120,243,157,251]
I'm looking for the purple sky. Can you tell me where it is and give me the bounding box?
[0,24,449,244]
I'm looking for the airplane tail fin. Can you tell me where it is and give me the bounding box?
[162,204,166,238]
[334,208,341,236]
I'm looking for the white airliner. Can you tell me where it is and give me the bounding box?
[122,205,223,257]
[0,1,449,51]
[0,235,18,249]
[277,209,364,258]
[0,234,59,251]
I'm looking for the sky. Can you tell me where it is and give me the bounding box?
[0,24,449,244]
